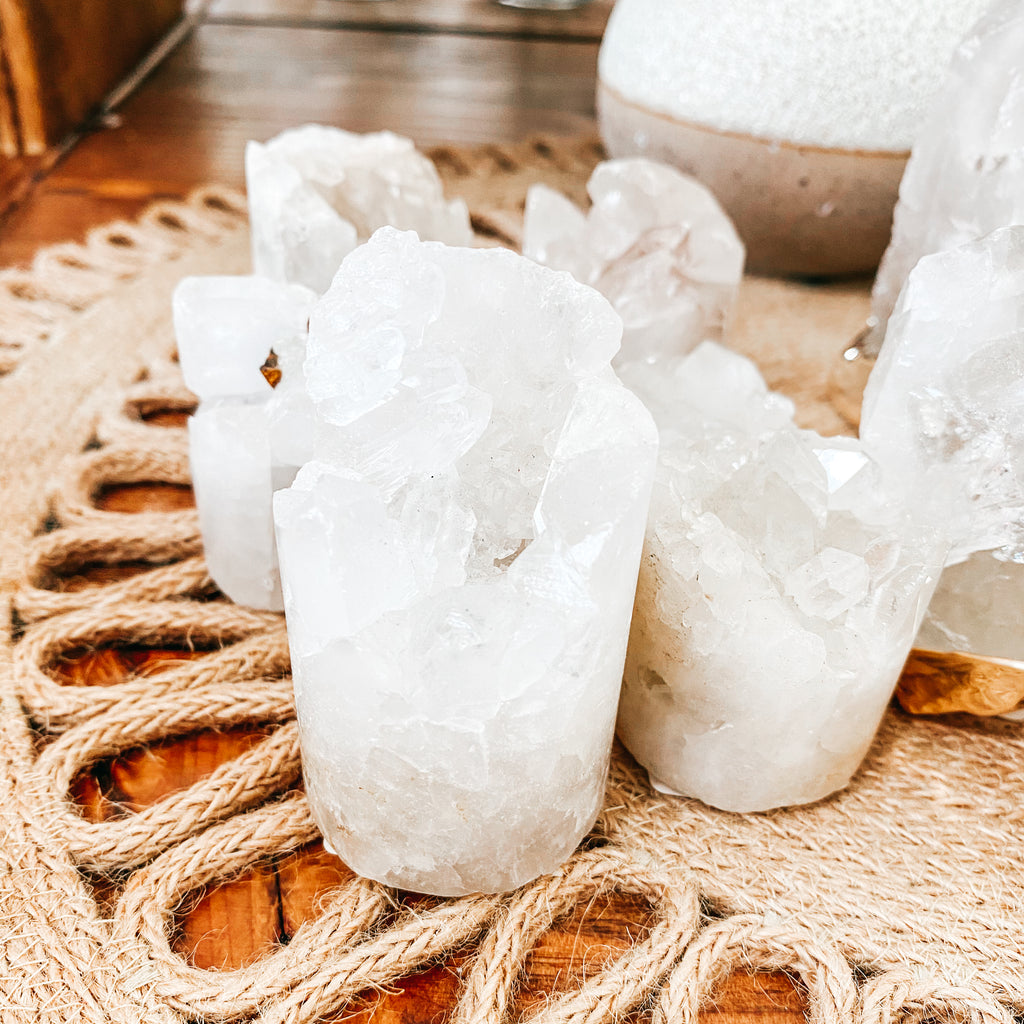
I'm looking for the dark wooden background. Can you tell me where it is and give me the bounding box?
[6,3,807,1020]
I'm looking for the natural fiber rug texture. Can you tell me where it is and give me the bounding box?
[0,135,1021,1024]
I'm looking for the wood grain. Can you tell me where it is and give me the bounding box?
[206,0,614,40]
[0,26,21,155]
[0,20,600,265]
[0,0,185,153]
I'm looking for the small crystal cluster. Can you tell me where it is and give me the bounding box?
[861,227,1024,702]
[616,343,944,812]
[247,125,472,294]
[178,127,471,611]
[274,229,657,895]
[175,276,315,610]
[863,0,1024,354]
[862,227,1024,562]
[523,158,744,364]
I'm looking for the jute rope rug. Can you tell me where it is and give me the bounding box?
[0,136,1021,1024]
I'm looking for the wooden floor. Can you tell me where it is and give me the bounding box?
[3,3,807,1021]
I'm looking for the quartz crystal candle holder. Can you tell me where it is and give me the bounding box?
[616,343,945,813]
[861,226,1024,720]
[247,125,472,294]
[523,158,744,366]
[274,228,658,896]
[174,275,316,610]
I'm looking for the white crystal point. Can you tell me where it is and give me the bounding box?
[617,342,944,813]
[189,401,283,610]
[861,226,1024,563]
[523,157,745,365]
[173,275,315,401]
[274,227,658,896]
[174,274,314,611]
[246,125,472,294]
[864,0,1024,355]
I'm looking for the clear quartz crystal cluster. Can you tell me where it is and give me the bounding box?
[174,276,315,610]
[862,227,1024,561]
[523,158,744,364]
[863,0,1024,355]
[180,126,471,612]
[247,125,472,294]
[861,226,1024,702]
[273,228,658,896]
[616,343,944,813]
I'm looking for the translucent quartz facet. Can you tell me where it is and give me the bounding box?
[274,229,658,896]
[616,343,943,812]
[247,125,473,294]
[861,227,1024,713]
[174,275,316,610]
[864,0,1024,354]
[522,158,744,365]
[861,227,1024,564]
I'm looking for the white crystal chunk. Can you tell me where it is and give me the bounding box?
[174,275,315,610]
[861,226,1024,563]
[862,226,1024,716]
[274,228,658,895]
[247,125,473,294]
[189,400,283,610]
[173,275,315,401]
[616,342,944,813]
[864,0,1024,353]
[523,158,744,365]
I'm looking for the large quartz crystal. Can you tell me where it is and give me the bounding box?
[274,228,658,896]
[861,226,1024,716]
[174,275,316,610]
[522,158,744,365]
[861,227,1024,563]
[247,125,473,294]
[863,0,1024,355]
[616,343,944,813]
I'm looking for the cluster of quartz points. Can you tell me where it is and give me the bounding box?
[176,126,473,609]
[274,229,657,894]
[178,41,1024,891]
[521,158,947,811]
[616,345,944,811]
[175,276,314,610]
[854,0,1024,719]
[523,158,744,365]
[861,226,1024,717]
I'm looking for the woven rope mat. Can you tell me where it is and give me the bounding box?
[0,135,1021,1024]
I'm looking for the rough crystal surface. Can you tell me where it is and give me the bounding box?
[864,0,1024,354]
[247,125,472,294]
[861,226,1024,564]
[174,275,316,610]
[274,228,658,895]
[862,226,1024,716]
[616,343,943,812]
[523,158,744,365]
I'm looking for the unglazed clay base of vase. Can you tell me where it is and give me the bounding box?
[598,81,908,278]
